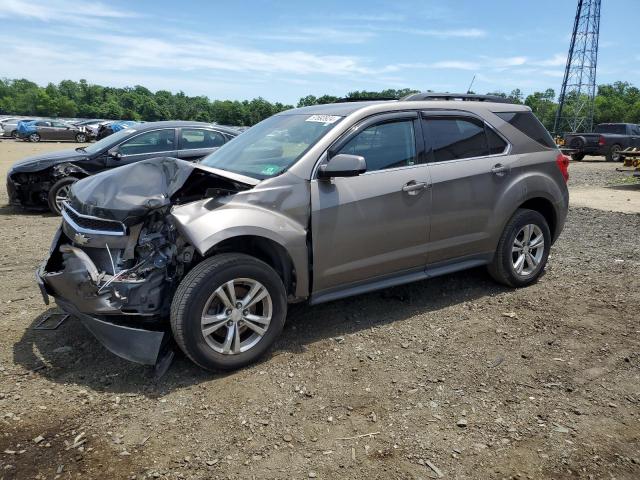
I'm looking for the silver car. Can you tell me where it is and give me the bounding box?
[37,93,569,371]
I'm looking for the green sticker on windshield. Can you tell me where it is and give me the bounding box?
[260,165,280,175]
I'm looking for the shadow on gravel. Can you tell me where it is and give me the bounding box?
[13,267,509,396]
[0,204,52,217]
[606,183,640,191]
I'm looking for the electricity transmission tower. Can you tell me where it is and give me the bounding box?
[553,0,601,135]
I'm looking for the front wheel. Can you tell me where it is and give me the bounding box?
[571,153,585,161]
[488,209,551,288]
[29,133,41,142]
[171,253,287,371]
[75,132,87,143]
[47,177,77,215]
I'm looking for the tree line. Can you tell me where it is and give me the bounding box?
[1,78,639,130]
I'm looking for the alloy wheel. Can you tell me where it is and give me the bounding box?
[55,185,71,211]
[511,224,545,276]
[200,278,272,355]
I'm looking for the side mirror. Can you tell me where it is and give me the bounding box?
[108,148,122,160]
[318,154,366,179]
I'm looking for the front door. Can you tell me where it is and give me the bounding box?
[421,112,511,264]
[109,128,177,166]
[311,113,431,296]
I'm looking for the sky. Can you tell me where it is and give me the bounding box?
[0,0,638,104]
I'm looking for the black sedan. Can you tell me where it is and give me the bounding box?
[7,121,239,214]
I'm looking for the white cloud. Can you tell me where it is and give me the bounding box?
[431,61,479,70]
[0,0,137,21]
[530,53,566,67]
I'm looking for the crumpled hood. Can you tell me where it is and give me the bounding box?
[10,149,88,173]
[67,156,256,224]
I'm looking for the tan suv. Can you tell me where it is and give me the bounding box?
[37,93,570,372]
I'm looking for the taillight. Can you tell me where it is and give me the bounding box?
[598,136,606,146]
[556,153,569,182]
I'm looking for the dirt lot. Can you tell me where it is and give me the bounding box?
[0,140,638,480]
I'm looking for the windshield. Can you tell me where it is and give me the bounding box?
[200,114,343,179]
[82,128,136,154]
[595,124,626,135]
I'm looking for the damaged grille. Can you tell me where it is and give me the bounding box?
[62,204,126,236]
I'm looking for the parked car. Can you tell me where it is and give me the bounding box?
[1,118,36,138]
[36,94,569,371]
[7,121,238,214]
[96,120,139,140]
[563,123,640,161]
[16,119,90,143]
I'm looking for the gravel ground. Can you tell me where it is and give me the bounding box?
[0,141,638,479]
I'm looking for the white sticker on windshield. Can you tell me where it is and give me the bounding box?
[305,115,341,125]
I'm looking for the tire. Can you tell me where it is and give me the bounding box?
[75,132,87,143]
[47,177,77,215]
[29,133,40,142]
[568,136,585,149]
[10,130,17,139]
[605,144,623,162]
[171,253,287,371]
[488,208,551,288]
[571,153,585,161]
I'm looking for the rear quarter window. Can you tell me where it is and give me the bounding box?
[495,112,556,149]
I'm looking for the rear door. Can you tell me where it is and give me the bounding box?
[311,112,432,296]
[176,127,228,162]
[421,112,510,264]
[35,121,54,139]
[109,128,177,166]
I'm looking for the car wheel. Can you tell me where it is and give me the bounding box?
[171,253,287,371]
[75,132,87,143]
[605,144,623,162]
[29,133,41,142]
[47,177,77,215]
[570,153,585,161]
[10,130,17,139]
[488,208,551,288]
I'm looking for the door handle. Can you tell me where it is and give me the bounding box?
[491,163,510,176]
[402,181,428,195]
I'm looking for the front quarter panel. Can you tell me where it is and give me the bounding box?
[170,175,311,298]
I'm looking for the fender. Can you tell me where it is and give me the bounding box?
[170,200,309,298]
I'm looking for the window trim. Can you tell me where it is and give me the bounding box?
[420,110,511,165]
[115,128,177,157]
[313,111,424,179]
[177,127,228,151]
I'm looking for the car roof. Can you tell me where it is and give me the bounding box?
[130,120,239,135]
[279,99,530,117]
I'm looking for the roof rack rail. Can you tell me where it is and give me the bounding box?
[401,92,514,104]
[334,97,398,103]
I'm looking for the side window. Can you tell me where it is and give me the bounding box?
[35,121,50,127]
[51,121,67,128]
[180,129,225,149]
[337,120,417,172]
[495,111,555,148]
[423,117,488,162]
[486,126,508,154]
[120,129,175,156]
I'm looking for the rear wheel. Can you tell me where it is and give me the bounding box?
[29,133,40,142]
[605,144,623,162]
[171,253,287,371]
[571,153,585,161]
[488,209,551,288]
[75,132,87,143]
[47,177,77,215]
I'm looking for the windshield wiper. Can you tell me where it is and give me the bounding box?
[75,147,86,152]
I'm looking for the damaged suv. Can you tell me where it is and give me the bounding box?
[37,94,569,371]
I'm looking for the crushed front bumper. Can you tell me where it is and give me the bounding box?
[36,228,171,365]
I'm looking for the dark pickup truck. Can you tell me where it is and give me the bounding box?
[563,123,640,162]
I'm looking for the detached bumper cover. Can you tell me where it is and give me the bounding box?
[37,257,169,366]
